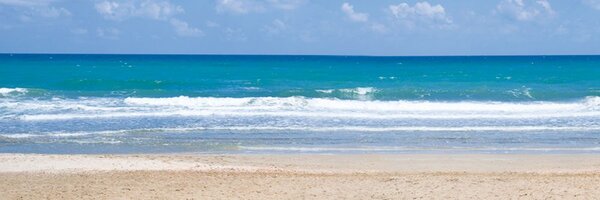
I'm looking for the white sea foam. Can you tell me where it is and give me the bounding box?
[4,96,599,121]
[241,87,261,90]
[315,89,334,94]
[0,88,28,96]
[4,125,600,139]
[316,87,377,97]
[0,131,120,139]
[0,134,42,139]
[339,87,377,95]
[378,76,397,80]
[311,87,378,100]
[585,96,600,109]
[16,110,600,121]
[506,86,534,99]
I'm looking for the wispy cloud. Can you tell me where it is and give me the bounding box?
[94,0,183,20]
[370,22,388,33]
[263,19,287,35]
[267,0,304,10]
[170,18,203,37]
[583,0,600,10]
[216,0,262,14]
[495,0,555,21]
[94,0,201,37]
[96,27,120,39]
[0,0,70,21]
[341,3,368,22]
[0,0,53,6]
[340,2,388,33]
[215,0,304,14]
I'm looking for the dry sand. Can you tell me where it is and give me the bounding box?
[1,154,599,199]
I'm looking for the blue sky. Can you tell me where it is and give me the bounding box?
[1,0,600,55]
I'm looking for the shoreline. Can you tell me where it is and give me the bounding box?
[1,154,600,199]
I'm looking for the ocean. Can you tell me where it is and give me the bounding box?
[0,54,598,154]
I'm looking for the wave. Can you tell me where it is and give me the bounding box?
[506,86,534,99]
[315,89,334,94]
[15,110,600,121]
[122,96,599,111]
[338,87,377,95]
[3,125,600,139]
[0,88,28,97]
[2,96,599,154]
[3,96,598,121]
[315,87,378,99]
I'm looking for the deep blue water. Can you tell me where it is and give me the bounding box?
[0,54,598,154]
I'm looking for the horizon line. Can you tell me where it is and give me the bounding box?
[1,52,600,57]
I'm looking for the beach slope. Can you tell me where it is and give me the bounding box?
[1,154,599,199]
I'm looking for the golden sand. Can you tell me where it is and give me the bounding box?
[1,154,599,199]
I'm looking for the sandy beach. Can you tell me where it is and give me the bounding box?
[0,154,599,199]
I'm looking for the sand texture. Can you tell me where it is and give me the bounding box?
[1,154,600,199]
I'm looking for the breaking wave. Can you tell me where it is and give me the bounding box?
[1,96,596,121]
[0,88,28,97]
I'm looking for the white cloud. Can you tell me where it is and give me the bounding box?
[341,2,368,22]
[0,0,52,6]
[97,27,120,39]
[170,18,203,37]
[94,0,183,20]
[95,1,118,18]
[216,0,265,14]
[0,0,70,20]
[15,6,71,22]
[583,0,600,10]
[139,1,182,19]
[263,19,287,35]
[340,3,388,33]
[266,0,305,10]
[215,0,304,14]
[370,23,388,33]
[389,2,452,29]
[36,6,70,18]
[224,27,248,41]
[95,0,201,37]
[495,0,555,21]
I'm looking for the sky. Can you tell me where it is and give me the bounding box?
[1,0,600,55]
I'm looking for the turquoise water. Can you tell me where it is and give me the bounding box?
[0,54,599,154]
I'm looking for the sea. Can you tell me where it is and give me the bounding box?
[0,54,598,154]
